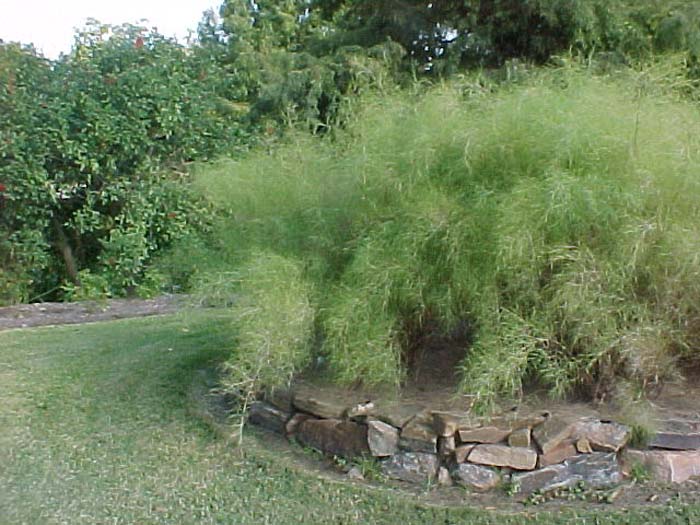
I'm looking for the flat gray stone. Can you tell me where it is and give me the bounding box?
[513,452,621,494]
[296,418,369,458]
[452,463,501,491]
[651,432,700,451]
[566,452,622,487]
[247,401,289,434]
[512,465,567,494]
[367,420,399,457]
[468,444,537,470]
[381,452,439,484]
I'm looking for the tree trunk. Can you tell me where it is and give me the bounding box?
[52,219,81,286]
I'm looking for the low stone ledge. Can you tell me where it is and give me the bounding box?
[245,388,700,494]
[624,449,700,483]
[650,432,700,451]
[292,387,348,419]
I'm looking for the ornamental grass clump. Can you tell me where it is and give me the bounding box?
[222,252,315,417]
[203,64,700,410]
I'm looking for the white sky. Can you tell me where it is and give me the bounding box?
[0,0,223,58]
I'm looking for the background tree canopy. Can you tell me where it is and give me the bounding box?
[0,23,243,302]
[1,0,699,305]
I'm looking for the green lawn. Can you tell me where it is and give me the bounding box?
[0,313,697,524]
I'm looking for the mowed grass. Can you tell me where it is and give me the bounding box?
[1,314,699,524]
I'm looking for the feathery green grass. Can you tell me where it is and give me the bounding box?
[191,62,700,409]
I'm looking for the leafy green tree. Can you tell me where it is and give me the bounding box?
[277,0,700,72]
[213,0,404,132]
[0,23,243,303]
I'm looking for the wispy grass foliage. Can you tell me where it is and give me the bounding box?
[197,62,700,410]
[221,252,315,425]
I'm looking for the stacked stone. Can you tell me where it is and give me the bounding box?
[246,386,700,493]
[624,419,700,483]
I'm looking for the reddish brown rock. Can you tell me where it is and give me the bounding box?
[624,449,700,483]
[458,426,511,444]
[247,401,289,434]
[533,417,576,455]
[573,419,629,452]
[296,418,369,458]
[452,463,501,491]
[468,444,537,470]
[539,440,578,467]
[292,389,347,419]
[381,452,439,483]
[455,444,476,463]
[367,420,399,457]
[508,428,532,448]
[285,412,314,436]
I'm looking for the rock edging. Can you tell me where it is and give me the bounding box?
[247,388,700,494]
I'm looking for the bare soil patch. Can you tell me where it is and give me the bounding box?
[0,295,188,331]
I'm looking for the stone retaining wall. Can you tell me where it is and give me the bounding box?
[247,386,700,494]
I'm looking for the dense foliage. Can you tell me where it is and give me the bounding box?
[4,1,700,409]
[217,0,700,73]
[0,23,243,303]
[204,64,700,409]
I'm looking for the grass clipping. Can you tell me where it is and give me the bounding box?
[202,64,700,411]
